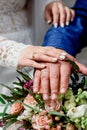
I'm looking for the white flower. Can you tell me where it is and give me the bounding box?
[67,104,87,118]
[17,109,33,121]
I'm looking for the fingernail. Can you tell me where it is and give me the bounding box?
[51,94,58,100]
[71,18,74,21]
[43,94,49,100]
[54,23,58,28]
[60,88,66,94]
[52,58,58,62]
[33,87,38,93]
[59,55,66,60]
[61,23,64,28]
[66,22,69,26]
[47,20,51,24]
[62,52,67,56]
[41,64,46,68]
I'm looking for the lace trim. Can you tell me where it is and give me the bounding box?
[0,36,27,69]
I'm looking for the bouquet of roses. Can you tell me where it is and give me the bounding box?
[0,62,87,130]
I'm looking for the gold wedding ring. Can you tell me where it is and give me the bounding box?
[32,52,36,59]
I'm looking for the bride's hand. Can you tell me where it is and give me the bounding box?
[44,1,75,28]
[18,46,65,69]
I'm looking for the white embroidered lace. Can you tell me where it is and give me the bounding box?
[0,0,30,69]
[0,36,27,68]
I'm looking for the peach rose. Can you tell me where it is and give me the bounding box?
[10,102,24,115]
[23,94,37,109]
[32,112,52,130]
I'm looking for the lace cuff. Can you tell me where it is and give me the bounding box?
[0,36,27,69]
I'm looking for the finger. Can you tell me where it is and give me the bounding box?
[49,62,60,100]
[52,4,59,28]
[70,9,75,21]
[44,7,52,24]
[33,69,41,93]
[75,61,87,75]
[60,61,72,94]
[41,67,50,100]
[24,59,46,69]
[31,53,58,62]
[65,7,71,25]
[58,4,66,27]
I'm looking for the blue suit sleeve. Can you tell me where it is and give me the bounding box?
[42,0,87,57]
[42,15,87,57]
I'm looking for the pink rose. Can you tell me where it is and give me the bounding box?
[32,111,52,130]
[23,94,37,109]
[10,102,24,115]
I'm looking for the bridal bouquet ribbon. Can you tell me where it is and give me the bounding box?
[0,62,87,130]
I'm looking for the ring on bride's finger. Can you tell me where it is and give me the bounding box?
[32,52,36,59]
[59,52,67,60]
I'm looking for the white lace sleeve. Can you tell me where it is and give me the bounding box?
[0,36,27,69]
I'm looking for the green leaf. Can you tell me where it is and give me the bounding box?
[2,114,18,121]
[0,95,7,104]
[0,84,22,96]
[0,112,5,116]
[66,60,79,72]
[13,82,22,86]
[22,102,40,113]
[17,71,31,81]
[3,119,17,130]
[48,111,65,117]
[2,103,11,118]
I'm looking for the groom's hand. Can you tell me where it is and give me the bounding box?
[44,1,75,28]
[33,50,87,101]
[33,61,72,101]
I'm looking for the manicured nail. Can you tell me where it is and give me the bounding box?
[61,23,64,28]
[51,94,58,100]
[62,52,67,56]
[71,18,74,21]
[60,88,66,94]
[66,22,69,26]
[33,87,38,93]
[43,94,49,100]
[52,57,58,62]
[54,23,58,28]
[41,64,46,68]
[59,55,66,60]
[47,20,51,24]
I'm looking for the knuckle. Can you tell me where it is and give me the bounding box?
[35,71,40,77]
[41,75,48,80]
[50,74,58,79]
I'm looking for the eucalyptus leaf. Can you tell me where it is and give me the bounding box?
[66,60,79,72]
[17,71,31,81]
[2,103,11,118]
[48,111,65,117]
[0,84,22,96]
[3,119,17,130]
[23,102,40,113]
[0,95,7,104]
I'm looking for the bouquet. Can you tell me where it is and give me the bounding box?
[0,62,87,130]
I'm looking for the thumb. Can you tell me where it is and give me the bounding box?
[44,8,52,24]
[75,61,87,75]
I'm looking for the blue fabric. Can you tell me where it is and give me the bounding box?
[42,0,87,57]
[73,0,87,18]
